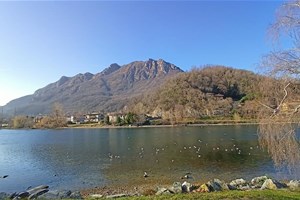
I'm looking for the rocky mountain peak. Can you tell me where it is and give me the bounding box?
[3,59,183,115]
[100,63,121,76]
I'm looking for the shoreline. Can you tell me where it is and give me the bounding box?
[2,175,299,199]
[67,122,259,129]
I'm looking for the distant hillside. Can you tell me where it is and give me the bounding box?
[127,66,286,122]
[2,59,183,115]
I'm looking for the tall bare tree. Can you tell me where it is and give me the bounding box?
[259,0,300,175]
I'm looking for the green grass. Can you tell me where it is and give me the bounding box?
[87,190,300,200]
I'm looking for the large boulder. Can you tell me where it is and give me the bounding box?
[261,179,277,190]
[195,183,211,193]
[28,189,49,200]
[251,176,268,188]
[209,179,229,191]
[229,178,248,190]
[207,180,221,191]
[27,185,49,194]
[182,181,192,193]
[261,179,286,190]
[37,191,59,199]
[17,191,30,198]
[156,187,171,195]
[0,192,9,199]
[169,182,182,194]
[287,180,300,190]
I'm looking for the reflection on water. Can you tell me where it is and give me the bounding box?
[0,126,287,192]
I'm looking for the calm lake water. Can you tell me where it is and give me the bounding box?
[0,125,290,192]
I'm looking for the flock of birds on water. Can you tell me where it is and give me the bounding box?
[107,135,261,164]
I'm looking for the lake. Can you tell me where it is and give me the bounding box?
[0,125,289,192]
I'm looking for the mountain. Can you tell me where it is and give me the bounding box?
[2,59,183,115]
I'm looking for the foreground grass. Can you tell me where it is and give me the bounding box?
[87,190,300,200]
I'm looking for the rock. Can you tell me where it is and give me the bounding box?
[251,176,268,188]
[214,179,229,191]
[196,183,211,192]
[9,192,17,199]
[207,180,221,191]
[240,185,251,191]
[28,189,49,199]
[287,180,300,190]
[261,179,277,190]
[17,191,30,198]
[27,185,49,194]
[90,194,104,198]
[37,191,59,199]
[260,179,285,190]
[182,181,192,193]
[0,192,9,199]
[169,182,182,194]
[58,190,72,198]
[229,178,248,189]
[106,193,127,198]
[70,191,83,199]
[156,187,171,195]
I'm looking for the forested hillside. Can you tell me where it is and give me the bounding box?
[128,66,294,123]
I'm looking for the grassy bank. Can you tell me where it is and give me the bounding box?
[87,190,300,200]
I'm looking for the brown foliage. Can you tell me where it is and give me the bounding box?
[129,66,265,121]
[12,115,34,129]
[36,103,67,129]
[258,1,300,175]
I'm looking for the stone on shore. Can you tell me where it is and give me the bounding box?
[169,182,182,194]
[27,185,49,194]
[106,193,127,198]
[261,179,286,190]
[261,179,277,190]
[156,187,171,195]
[208,179,229,191]
[17,191,30,198]
[207,180,221,191]
[251,176,268,188]
[57,190,72,198]
[196,183,211,193]
[287,180,300,190]
[182,181,192,193]
[37,191,59,199]
[90,194,104,198]
[0,192,9,199]
[70,191,83,199]
[28,189,49,199]
[229,178,248,189]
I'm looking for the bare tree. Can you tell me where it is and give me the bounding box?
[259,0,300,175]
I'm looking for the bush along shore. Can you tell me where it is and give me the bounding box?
[1,176,300,199]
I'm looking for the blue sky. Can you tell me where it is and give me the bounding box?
[0,1,283,106]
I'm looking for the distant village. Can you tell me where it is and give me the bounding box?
[0,111,157,128]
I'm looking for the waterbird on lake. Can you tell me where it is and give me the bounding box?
[1,175,8,179]
[181,173,192,179]
[144,172,148,178]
